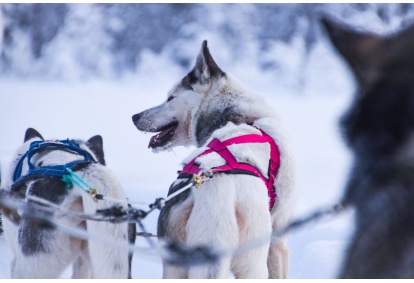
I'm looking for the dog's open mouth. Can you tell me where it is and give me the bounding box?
[148,122,179,149]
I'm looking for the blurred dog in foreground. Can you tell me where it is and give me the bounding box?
[132,41,296,278]
[323,18,414,278]
[2,128,131,278]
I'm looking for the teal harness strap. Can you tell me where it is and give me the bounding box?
[63,168,93,190]
[62,168,99,202]
[61,174,74,189]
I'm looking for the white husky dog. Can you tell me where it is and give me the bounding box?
[132,41,296,279]
[2,128,130,279]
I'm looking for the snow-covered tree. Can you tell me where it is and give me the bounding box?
[1,4,413,79]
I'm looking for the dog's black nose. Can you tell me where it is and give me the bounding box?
[132,113,142,123]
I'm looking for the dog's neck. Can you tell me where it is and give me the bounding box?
[191,73,273,147]
[194,108,254,147]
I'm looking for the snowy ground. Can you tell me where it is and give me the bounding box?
[0,38,357,279]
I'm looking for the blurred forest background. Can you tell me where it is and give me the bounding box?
[1,3,414,82]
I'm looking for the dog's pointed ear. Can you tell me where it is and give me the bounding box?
[24,128,44,142]
[322,16,385,88]
[192,40,225,85]
[87,135,106,165]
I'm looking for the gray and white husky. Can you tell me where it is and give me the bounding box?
[132,41,296,278]
[2,128,130,279]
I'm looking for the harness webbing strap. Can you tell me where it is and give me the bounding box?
[179,129,280,210]
[12,139,96,191]
[208,138,239,168]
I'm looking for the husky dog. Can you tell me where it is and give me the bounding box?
[323,18,414,278]
[132,41,296,278]
[2,128,130,279]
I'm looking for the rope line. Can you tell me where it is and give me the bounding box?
[163,172,209,204]
[0,193,221,267]
[0,187,348,268]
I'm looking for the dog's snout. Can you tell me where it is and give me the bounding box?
[132,113,142,124]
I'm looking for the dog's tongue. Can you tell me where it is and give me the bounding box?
[148,128,174,148]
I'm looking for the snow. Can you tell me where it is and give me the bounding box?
[0,33,358,279]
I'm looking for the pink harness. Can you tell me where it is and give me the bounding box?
[179,128,280,210]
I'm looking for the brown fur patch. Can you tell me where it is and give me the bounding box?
[184,112,192,142]
[235,206,246,242]
[169,203,193,243]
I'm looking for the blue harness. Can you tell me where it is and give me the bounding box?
[12,139,96,189]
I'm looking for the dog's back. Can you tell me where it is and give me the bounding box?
[323,18,414,278]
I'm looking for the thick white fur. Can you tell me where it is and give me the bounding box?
[2,137,129,279]
[139,70,296,278]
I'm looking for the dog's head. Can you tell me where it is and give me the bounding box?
[323,18,414,159]
[7,128,108,203]
[132,40,230,152]
[13,128,106,178]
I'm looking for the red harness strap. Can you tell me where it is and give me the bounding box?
[179,129,281,210]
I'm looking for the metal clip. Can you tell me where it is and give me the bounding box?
[193,174,205,189]
[86,188,99,202]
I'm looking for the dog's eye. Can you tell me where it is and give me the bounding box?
[167,96,175,102]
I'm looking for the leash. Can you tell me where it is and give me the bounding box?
[0,186,349,268]
[162,172,209,205]
[63,168,148,207]
[0,191,220,267]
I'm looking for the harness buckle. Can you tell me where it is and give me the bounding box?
[193,174,206,189]
[86,188,99,202]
